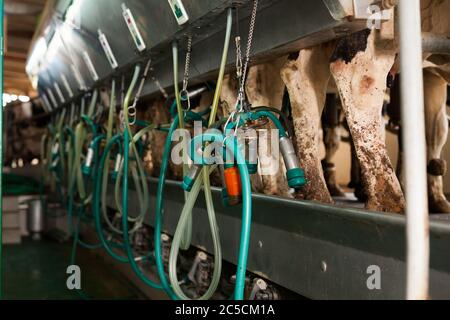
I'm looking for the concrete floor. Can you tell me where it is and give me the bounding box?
[3,238,147,300]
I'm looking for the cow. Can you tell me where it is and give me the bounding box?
[385,0,450,213]
[219,28,403,211]
[140,1,449,215]
[279,0,450,214]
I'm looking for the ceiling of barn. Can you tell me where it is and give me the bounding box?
[4,0,47,98]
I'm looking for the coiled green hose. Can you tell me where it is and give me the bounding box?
[163,7,233,300]
[172,41,193,250]
[174,132,252,300]
[93,134,128,263]
[70,90,98,206]
[100,80,121,233]
[121,65,163,289]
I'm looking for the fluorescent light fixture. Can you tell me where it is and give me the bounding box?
[2,93,31,106]
[19,95,30,103]
[3,93,12,103]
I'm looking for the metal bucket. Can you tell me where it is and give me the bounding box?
[27,199,44,240]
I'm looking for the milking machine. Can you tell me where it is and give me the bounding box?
[37,0,308,301]
[168,1,305,300]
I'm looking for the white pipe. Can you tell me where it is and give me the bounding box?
[398,0,429,300]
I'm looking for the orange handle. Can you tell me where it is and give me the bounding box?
[224,166,242,197]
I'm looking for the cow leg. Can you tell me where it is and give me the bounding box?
[349,139,368,202]
[342,119,367,201]
[246,58,291,197]
[281,45,334,203]
[322,93,345,197]
[424,70,450,213]
[330,30,405,213]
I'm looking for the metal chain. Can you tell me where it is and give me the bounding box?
[182,35,193,92]
[237,0,259,104]
[235,36,243,79]
[180,34,193,111]
[223,0,259,145]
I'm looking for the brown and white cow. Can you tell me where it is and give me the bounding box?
[220,29,402,211]
[420,0,450,213]
[280,28,406,213]
[221,1,449,214]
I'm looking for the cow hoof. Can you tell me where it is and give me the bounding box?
[328,184,346,197]
[353,182,368,203]
[429,197,450,214]
[322,161,345,197]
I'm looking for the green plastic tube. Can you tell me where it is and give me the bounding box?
[164,7,234,300]
[182,132,252,300]
[93,134,128,263]
[121,65,162,289]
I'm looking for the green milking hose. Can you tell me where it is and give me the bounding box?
[170,133,252,300]
[100,80,124,234]
[167,140,222,299]
[64,126,75,203]
[67,134,105,250]
[160,7,233,300]
[93,125,172,262]
[64,93,106,250]
[112,123,160,234]
[172,41,192,250]
[208,9,233,126]
[154,116,180,300]
[70,91,98,205]
[113,157,147,224]
[110,66,153,236]
[93,78,135,261]
[41,107,94,249]
[93,78,166,262]
[252,106,294,138]
[121,65,162,289]
[93,134,128,263]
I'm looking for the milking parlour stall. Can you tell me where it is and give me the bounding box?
[0,0,449,312]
